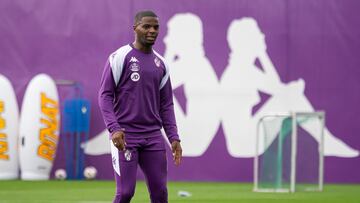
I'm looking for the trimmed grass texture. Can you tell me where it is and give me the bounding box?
[0,181,359,203]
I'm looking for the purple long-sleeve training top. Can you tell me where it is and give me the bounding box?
[98,44,180,143]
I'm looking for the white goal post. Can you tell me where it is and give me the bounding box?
[254,112,325,193]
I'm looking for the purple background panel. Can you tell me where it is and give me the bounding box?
[0,0,359,182]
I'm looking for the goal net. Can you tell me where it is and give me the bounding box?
[254,112,325,192]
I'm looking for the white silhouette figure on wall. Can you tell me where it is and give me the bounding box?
[164,13,221,156]
[220,17,358,157]
[84,14,358,158]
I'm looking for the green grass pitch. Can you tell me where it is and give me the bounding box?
[0,180,359,203]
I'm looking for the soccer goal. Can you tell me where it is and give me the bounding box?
[253,112,325,193]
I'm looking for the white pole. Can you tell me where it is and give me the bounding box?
[254,118,262,191]
[290,112,297,193]
[319,112,325,191]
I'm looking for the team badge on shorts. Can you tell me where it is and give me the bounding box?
[124,150,132,161]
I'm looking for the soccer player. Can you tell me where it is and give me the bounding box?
[98,10,182,203]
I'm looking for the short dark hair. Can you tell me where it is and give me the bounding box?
[134,10,158,25]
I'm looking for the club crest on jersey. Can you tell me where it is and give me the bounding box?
[129,56,140,71]
[131,72,140,82]
[124,150,132,161]
[154,57,161,67]
[130,62,140,71]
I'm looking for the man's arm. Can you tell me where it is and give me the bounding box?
[98,61,122,134]
[160,78,182,165]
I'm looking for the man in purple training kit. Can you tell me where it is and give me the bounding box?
[98,10,182,203]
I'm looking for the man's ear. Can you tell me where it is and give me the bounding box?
[133,25,136,30]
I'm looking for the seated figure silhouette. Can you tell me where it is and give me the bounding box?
[164,13,221,156]
[220,17,359,157]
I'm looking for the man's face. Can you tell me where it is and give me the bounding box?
[134,16,159,47]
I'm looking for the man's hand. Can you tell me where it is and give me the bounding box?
[171,140,182,166]
[111,130,126,151]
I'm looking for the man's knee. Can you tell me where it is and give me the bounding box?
[150,186,168,203]
[114,189,135,203]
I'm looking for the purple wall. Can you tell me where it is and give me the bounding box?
[0,0,359,183]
